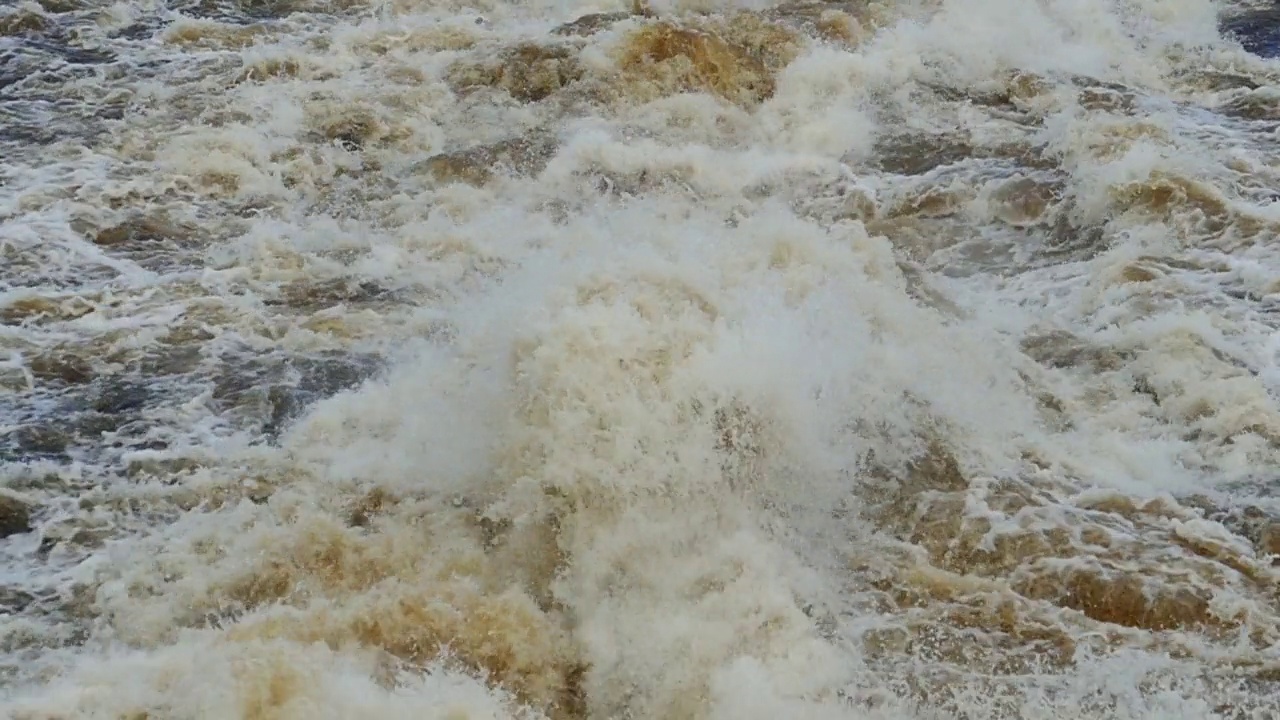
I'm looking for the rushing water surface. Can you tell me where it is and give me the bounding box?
[2,0,1280,717]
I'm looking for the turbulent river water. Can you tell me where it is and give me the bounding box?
[3,0,1280,717]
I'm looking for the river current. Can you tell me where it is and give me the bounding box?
[2,1,1280,718]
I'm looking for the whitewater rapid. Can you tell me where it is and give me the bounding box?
[2,0,1280,718]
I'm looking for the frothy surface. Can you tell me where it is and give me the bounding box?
[2,1,1280,718]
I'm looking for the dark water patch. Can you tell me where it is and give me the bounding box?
[0,587,36,614]
[1035,212,1109,263]
[418,133,563,187]
[210,349,383,439]
[553,12,633,37]
[172,0,271,24]
[69,411,132,439]
[20,36,115,66]
[0,294,97,326]
[873,133,1055,177]
[1175,69,1261,93]
[1078,85,1137,113]
[174,0,356,23]
[875,134,976,176]
[1021,330,1134,373]
[915,72,1054,122]
[1216,88,1280,121]
[1222,8,1280,58]
[36,0,85,12]
[112,23,156,41]
[0,101,65,140]
[0,47,40,93]
[1,367,167,467]
[0,7,118,67]
[1180,494,1280,560]
[36,521,111,558]
[98,418,165,455]
[0,96,127,150]
[0,259,122,294]
[139,342,207,378]
[82,214,211,273]
[89,381,151,415]
[0,28,131,152]
[29,352,94,387]
[1,340,385,470]
[264,277,398,312]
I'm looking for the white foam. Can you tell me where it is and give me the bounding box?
[3,0,1280,717]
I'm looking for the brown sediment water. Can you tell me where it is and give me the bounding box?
[1,0,1280,718]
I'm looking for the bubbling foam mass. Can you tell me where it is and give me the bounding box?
[2,0,1280,718]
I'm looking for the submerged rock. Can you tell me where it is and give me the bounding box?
[0,492,34,538]
[29,351,94,387]
[615,17,797,107]
[0,9,50,37]
[447,43,584,103]
[8,424,70,460]
[418,133,559,186]
[1260,522,1280,561]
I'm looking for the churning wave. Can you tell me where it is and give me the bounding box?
[2,1,1280,718]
